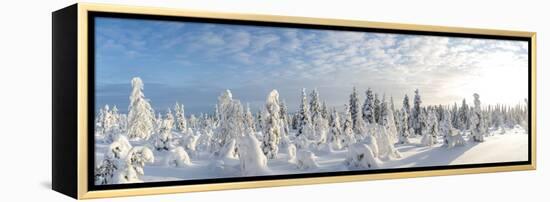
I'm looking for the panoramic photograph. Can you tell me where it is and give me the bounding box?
[93,17,529,185]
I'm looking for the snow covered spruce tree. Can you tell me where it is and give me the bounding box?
[154,113,162,134]
[95,154,119,185]
[345,143,379,169]
[349,87,366,136]
[375,98,401,159]
[95,106,107,137]
[403,94,412,133]
[188,114,198,130]
[256,109,265,133]
[262,90,282,159]
[411,89,422,136]
[213,90,245,157]
[374,93,381,123]
[310,89,329,145]
[342,104,356,147]
[174,102,187,133]
[421,108,439,146]
[362,88,375,124]
[440,110,465,148]
[238,133,269,176]
[111,106,123,130]
[321,101,329,119]
[296,88,313,138]
[98,105,123,143]
[243,104,256,133]
[458,99,469,131]
[470,93,485,142]
[127,77,156,140]
[116,146,155,183]
[440,110,453,144]
[328,108,343,149]
[279,100,290,138]
[391,96,400,129]
[152,109,175,151]
[95,135,132,185]
[397,107,410,144]
[165,147,191,167]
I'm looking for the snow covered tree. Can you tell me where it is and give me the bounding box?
[375,98,401,159]
[291,113,299,130]
[341,104,355,147]
[349,87,365,135]
[491,104,504,130]
[116,146,154,183]
[154,113,162,134]
[391,96,399,127]
[440,110,453,144]
[238,133,269,176]
[165,147,191,167]
[296,88,312,137]
[214,104,220,126]
[421,108,438,146]
[440,110,465,148]
[100,105,123,143]
[470,93,485,142]
[95,135,131,185]
[328,108,343,149]
[321,101,329,119]
[309,89,328,145]
[95,106,107,136]
[243,104,256,133]
[94,154,119,185]
[379,96,388,125]
[403,94,411,131]
[213,90,245,155]
[310,89,321,117]
[345,143,379,169]
[380,97,398,144]
[152,110,175,151]
[256,110,265,133]
[458,99,469,131]
[188,114,198,129]
[374,93,381,123]
[166,108,174,127]
[279,100,290,137]
[397,107,410,144]
[262,90,282,159]
[411,89,422,135]
[174,102,187,133]
[111,105,123,129]
[390,96,395,114]
[362,88,375,124]
[451,102,459,129]
[127,77,155,140]
[296,150,319,170]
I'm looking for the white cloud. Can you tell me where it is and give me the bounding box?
[97,17,528,107]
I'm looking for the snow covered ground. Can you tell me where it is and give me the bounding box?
[385,127,528,168]
[95,126,527,183]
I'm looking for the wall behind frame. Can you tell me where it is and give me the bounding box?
[0,0,547,201]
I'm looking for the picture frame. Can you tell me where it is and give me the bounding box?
[52,3,536,199]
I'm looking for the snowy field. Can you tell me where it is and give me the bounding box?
[93,78,529,185]
[95,126,527,183]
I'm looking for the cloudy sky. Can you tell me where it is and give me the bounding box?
[95,17,528,114]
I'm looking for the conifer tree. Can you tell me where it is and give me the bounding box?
[127,77,155,140]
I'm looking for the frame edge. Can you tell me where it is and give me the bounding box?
[74,3,538,199]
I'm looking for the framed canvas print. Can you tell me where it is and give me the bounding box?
[52,3,537,199]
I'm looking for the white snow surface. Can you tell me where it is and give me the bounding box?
[95,127,527,183]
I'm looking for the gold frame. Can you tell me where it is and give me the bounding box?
[75,3,537,199]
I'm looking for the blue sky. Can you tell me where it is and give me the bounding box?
[95,17,528,115]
